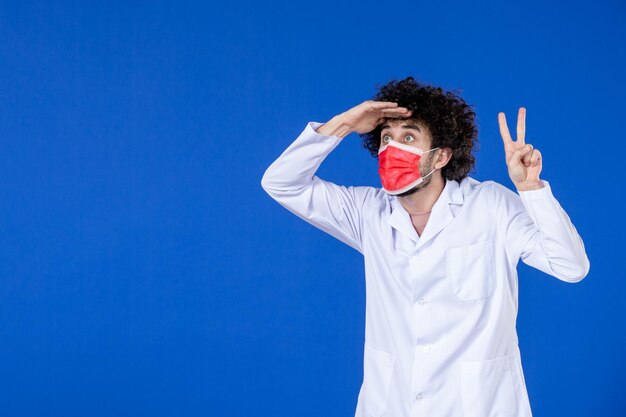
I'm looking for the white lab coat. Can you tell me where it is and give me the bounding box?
[261,121,590,417]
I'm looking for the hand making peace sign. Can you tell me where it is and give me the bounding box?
[498,107,545,192]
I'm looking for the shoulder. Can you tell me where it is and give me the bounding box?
[458,177,523,213]
[470,179,529,221]
[464,178,517,198]
[347,185,395,217]
[347,184,384,199]
[458,176,499,199]
[343,185,387,209]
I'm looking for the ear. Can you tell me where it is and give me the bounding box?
[434,147,453,169]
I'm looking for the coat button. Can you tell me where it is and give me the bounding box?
[421,345,431,353]
[415,393,423,401]
[418,297,428,305]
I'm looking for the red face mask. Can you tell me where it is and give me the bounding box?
[378,140,439,195]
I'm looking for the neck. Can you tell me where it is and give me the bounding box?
[398,174,446,213]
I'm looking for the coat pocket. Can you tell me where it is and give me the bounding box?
[459,355,517,417]
[361,343,396,417]
[446,240,496,301]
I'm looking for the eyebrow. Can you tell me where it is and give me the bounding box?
[381,123,422,132]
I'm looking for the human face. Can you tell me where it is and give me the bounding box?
[379,118,438,196]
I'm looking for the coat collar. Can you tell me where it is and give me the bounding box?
[388,179,464,249]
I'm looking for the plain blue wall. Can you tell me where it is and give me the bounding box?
[0,1,624,416]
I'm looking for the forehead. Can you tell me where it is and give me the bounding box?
[380,118,428,132]
[380,118,431,140]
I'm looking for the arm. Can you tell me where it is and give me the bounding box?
[260,119,367,253]
[492,181,590,282]
[261,101,413,253]
[496,107,589,282]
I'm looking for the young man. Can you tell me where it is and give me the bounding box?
[261,77,589,417]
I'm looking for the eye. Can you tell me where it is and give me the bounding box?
[382,134,391,143]
[404,135,415,143]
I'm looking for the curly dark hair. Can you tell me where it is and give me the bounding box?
[360,76,479,182]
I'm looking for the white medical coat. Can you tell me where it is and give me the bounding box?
[261,121,590,417]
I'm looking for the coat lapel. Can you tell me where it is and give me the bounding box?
[388,179,464,250]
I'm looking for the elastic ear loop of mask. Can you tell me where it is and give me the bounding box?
[419,147,441,179]
[379,140,440,156]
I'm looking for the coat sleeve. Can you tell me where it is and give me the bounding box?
[261,121,374,254]
[490,180,590,283]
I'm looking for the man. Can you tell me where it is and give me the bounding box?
[260,76,589,417]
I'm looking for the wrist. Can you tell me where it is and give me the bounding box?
[314,115,353,139]
[515,180,544,192]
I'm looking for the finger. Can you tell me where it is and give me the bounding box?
[516,107,526,146]
[381,106,411,113]
[369,101,400,109]
[509,144,533,166]
[530,148,542,167]
[381,107,412,117]
[498,112,514,145]
[522,144,534,167]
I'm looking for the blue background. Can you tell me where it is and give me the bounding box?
[0,1,624,416]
